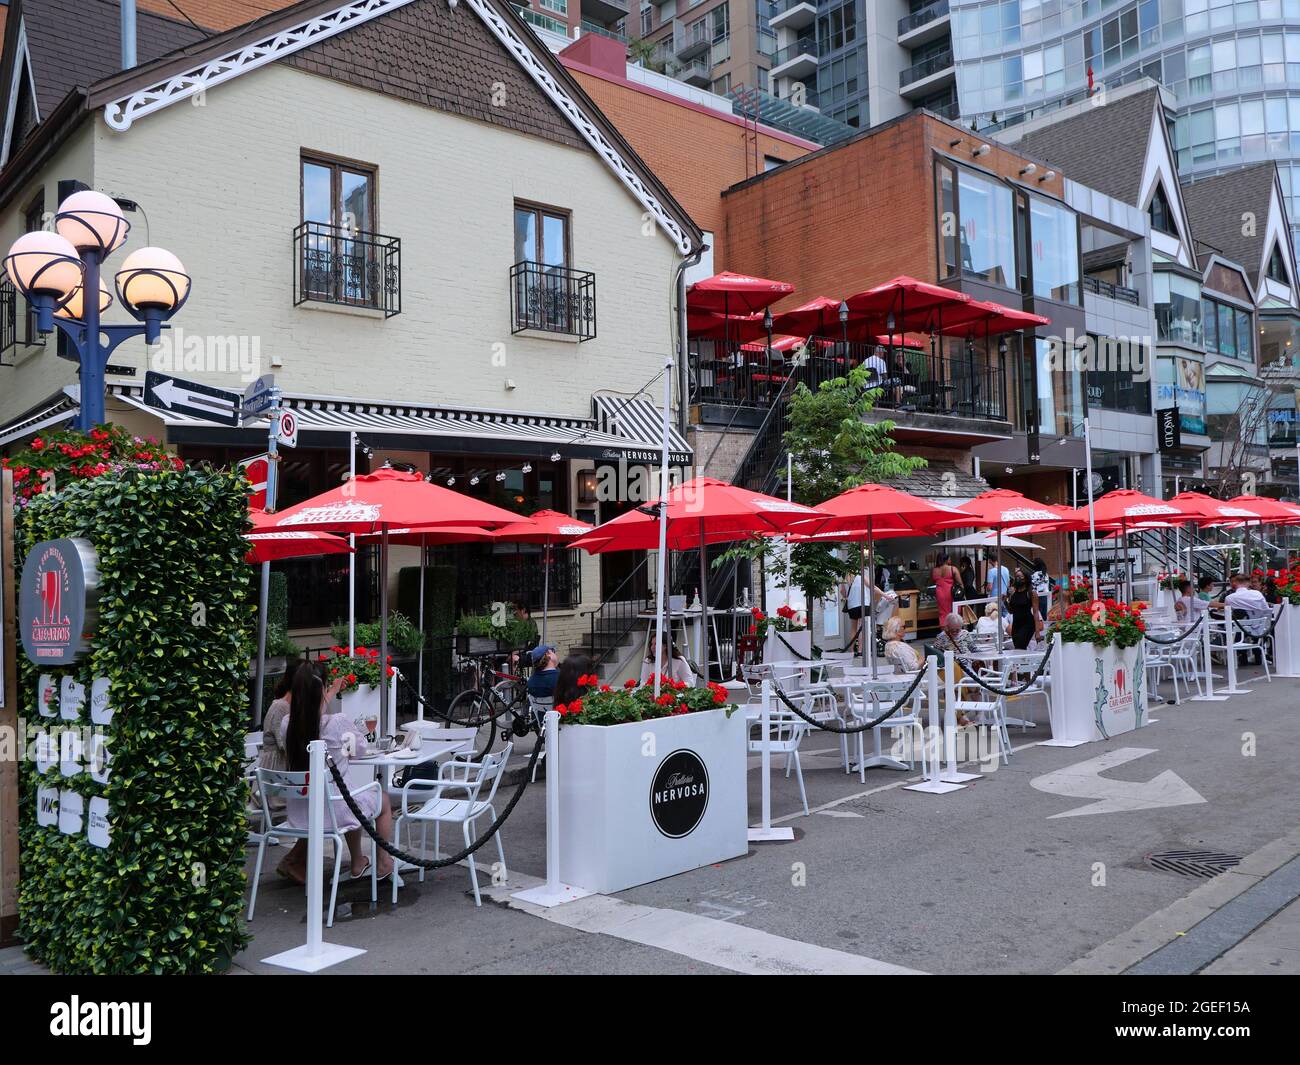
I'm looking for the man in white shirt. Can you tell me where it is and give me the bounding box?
[1214,574,1272,663]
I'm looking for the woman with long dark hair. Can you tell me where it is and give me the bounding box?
[279,664,395,884]
[553,654,595,706]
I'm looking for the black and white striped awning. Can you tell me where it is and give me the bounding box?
[0,391,78,449]
[592,394,692,464]
[111,385,692,464]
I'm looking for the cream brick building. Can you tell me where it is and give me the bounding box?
[0,0,703,671]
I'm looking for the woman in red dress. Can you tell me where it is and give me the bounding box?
[931,551,958,623]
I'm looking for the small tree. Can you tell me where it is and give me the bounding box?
[719,367,926,603]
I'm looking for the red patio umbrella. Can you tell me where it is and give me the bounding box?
[244,527,353,564]
[687,309,770,342]
[269,467,527,732]
[769,296,845,339]
[687,271,794,315]
[1163,492,1267,579]
[802,483,973,672]
[488,510,596,644]
[1066,489,1193,600]
[571,477,826,686]
[842,276,972,334]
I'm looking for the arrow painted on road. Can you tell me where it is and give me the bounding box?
[151,378,237,416]
[1029,747,1206,818]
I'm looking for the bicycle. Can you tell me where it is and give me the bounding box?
[446,650,534,753]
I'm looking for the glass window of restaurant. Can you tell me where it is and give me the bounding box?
[1202,296,1254,362]
[1085,335,1152,415]
[1034,337,1086,437]
[1154,271,1204,347]
[936,162,1017,290]
[1028,195,1081,303]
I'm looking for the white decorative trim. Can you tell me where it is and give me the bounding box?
[2,20,40,169]
[99,0,695,255]
[1254,179,1299,308]
[1137,103,1194,269]
[463,0,693,255]
[102,0,417,132]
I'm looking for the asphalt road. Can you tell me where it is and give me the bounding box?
[233,662,1300,975]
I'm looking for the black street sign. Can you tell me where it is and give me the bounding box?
[1157,406,1181,452]
[143,371,242,427]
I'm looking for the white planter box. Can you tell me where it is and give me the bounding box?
[557,708,747,894]
[764,628,811,663]
[1048,635,1147,744]
[1273,603,1300,678]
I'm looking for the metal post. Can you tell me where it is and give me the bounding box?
[252,388,281,727]
[380,526,392,737]
[348,431,356,656]
[748,679,794,839]
[1083,417,1099,590]
[1191,610,1229,701]
[697,517,708,684]
[261,740,365,970]
[416,534,426,702]
[76,250,105,431]
[541,538,551,646]
[512,710,593,906]
[904,655,967,794]
[654,355,672,701]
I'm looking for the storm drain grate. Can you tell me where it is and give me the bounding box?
[1146,850,1243,879]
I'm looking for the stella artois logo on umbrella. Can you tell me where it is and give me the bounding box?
[1121,503,1179,517]
[278,501,382,526]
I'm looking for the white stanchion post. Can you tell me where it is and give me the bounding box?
[939,650,980,784]
[749,679,795,840]
[1190,614,1229,702]
[905,655,966,795]
[1218,615,1251,695]
[514,710,593,906]
[262,740,366,972]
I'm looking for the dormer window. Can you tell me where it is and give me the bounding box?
[1149,183,1176,236]
[1266,243,1289,284]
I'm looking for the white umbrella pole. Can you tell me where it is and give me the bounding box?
[995,525,1004,655]
[348,431,356,656]
[868,525,879,678]
[698,516,708,685]
[416,535,426,704]
[1084,416,1099,590]
[654,356,672,701]
[380,525,392,737]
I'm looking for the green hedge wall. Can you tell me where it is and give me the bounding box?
[17,466,253,973]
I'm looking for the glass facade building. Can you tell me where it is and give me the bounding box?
[947,0,1300,251]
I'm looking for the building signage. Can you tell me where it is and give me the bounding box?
[36,674,57,717]
[36,785,58,827]
[60,675,85,721]
[90,677,113,726]
[649,748,710,839]
[1156,406,1181,452]
[19,538,99,665]
[87,797,112,849]
[58,789,84,836]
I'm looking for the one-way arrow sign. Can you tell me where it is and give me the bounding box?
[143,371,243,427]
[1029,747,1206,818]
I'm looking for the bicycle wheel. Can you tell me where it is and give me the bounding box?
[446,688,499,754]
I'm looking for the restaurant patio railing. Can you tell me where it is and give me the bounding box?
[689,338,1008,422]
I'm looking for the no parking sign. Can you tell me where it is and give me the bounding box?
[274,409,298,449]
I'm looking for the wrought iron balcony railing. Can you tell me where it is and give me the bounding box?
[510,261,597,341]
[1084,274,1142,305]
[293,221,401,317]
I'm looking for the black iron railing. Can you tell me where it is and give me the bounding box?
[1,277,18,362]
[510,261,596,341]
[294,221,401,317]
[1084,274,1142,305]
[690,339,1007,422]
[899,0,949,35]
[454,549,582,613]
[900,49,953,86]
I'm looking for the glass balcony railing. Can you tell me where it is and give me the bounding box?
[898,0,949,37]
[771,38,818,69]
[900,49,954,87]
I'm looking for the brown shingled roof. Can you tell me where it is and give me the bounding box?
[1181,162,1281,285]
[137,1,291,32]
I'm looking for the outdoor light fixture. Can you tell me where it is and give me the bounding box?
[887,312,896,333]
[550,451,562,462]
[578,469,598,504]
[470,475,480,486]
[55,278,112,321]
[495,471,507,482]
[973,143,992,157]
[55,190,131,254]
[1040,170,1056,182]
[763,308,774,331]
[522,462,533,473]
[998,336,1009,357]
[838,300,848,323]
[3,190,191,429]
[1019,163,1037,177]
[949,138,964,148]
[447,476,456,486]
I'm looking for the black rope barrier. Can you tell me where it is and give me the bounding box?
[774,631,816,661]
[951,646,1052,697]
[1141,614,1204,645]
[768,665,927,733]
[1230,605,1283,641]
[324,734,543,873]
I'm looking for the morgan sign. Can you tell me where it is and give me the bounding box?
[19,538,99,665]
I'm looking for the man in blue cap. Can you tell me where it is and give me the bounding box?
[527,645,559,700]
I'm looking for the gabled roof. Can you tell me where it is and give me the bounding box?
[1015,89,1159,206]
[1183,162,1297,294]
[81,0,702,254]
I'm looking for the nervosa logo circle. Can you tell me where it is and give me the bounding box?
[650,748,709,838]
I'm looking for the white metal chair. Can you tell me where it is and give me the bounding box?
[840,672,928,782]
[392,742,513,906]
[748,710,809,815]
[526,696,551,782]
[951,662,1011,765]
[770,662,849,773]
[248,766,381,927]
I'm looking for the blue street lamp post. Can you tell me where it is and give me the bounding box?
[4,190,190,430]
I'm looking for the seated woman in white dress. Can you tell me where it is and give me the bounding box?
[882,616,923,674]
[278,666,395,883]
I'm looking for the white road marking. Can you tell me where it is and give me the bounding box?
[816,809,865,818]
[491,872,923,975]
[1029,747,1206,818]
